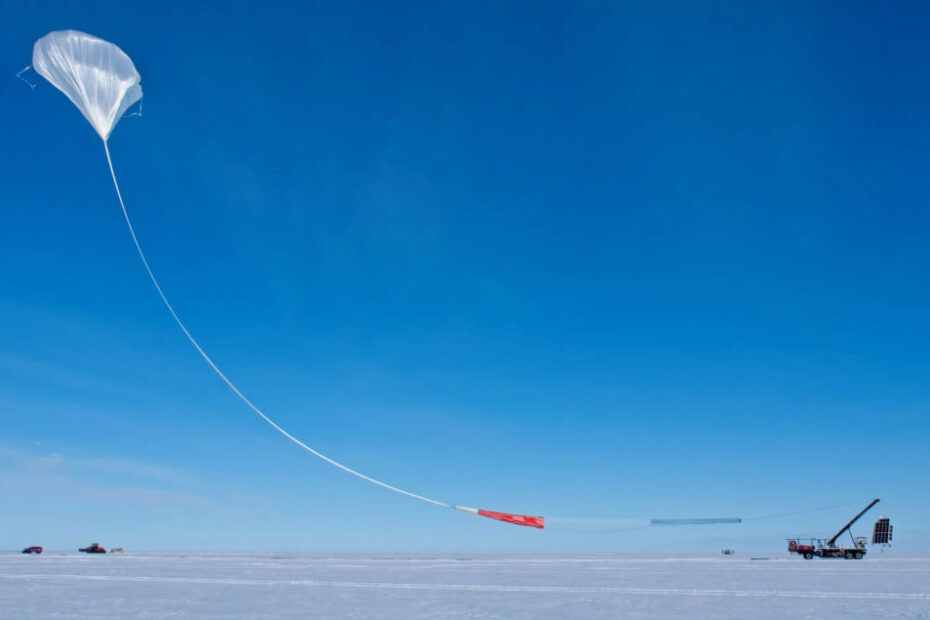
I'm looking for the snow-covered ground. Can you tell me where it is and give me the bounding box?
[1,552,928,619]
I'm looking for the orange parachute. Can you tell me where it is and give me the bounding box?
[456,506,545,529]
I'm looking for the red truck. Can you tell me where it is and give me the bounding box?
[21,546,43,554]
[787,499,878,560]
[788,538,865,560]
[79,543,107,554]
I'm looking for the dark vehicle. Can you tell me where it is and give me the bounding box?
[788,499,881,560]
[21,546,43,554]
[79,543,107,554]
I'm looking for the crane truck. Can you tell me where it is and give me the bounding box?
[787,499,880,560]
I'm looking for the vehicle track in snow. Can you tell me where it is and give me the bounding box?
[2,572,928,600]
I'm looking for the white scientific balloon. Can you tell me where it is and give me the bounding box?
[28,30,545,528]
[32,30,142,140]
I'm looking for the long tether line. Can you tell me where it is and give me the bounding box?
[744,502,863,522]
[100,142,869,522]
[103,140,449,509]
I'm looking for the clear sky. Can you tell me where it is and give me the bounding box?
[1,1,928,553]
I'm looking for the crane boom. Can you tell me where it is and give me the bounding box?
[826,498,879,547]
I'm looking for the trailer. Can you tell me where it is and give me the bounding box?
[787,499,880,560]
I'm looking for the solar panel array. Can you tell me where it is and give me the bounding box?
[872,517,893,544]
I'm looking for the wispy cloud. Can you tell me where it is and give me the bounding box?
[5,445,188,483]
[29,452,66,469]
[55,455,191,484]
[0,442,210,508]
[0,472,216,508]
[0,356,129,398]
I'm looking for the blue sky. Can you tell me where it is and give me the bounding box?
[1,0,928,552]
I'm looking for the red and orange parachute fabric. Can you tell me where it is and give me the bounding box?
[456,506,545,529]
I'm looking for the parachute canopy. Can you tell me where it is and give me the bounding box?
[33,30,142,140]
[456,505,545,529]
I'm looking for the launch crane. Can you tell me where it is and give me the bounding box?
[787,499,881,560]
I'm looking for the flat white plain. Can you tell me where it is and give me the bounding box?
[1,553,928,619]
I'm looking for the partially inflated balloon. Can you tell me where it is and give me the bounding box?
[32,30,142,140]
[28,30,546,529]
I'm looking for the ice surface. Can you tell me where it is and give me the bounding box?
[1,552,928,619]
